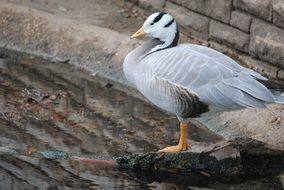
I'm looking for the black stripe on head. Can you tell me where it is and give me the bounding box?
[153,12,166,23]
[164,18,174,28]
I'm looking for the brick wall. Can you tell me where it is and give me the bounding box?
[131,0,284,79]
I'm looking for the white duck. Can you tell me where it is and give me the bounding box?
[123,12,284,153]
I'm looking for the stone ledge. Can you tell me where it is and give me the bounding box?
[0,2,136,85]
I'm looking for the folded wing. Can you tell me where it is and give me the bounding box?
[141,44,275,110]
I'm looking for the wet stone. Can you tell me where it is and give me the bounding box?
[117,138,284,176]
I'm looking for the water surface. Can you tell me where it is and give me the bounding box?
[0,56,283,189]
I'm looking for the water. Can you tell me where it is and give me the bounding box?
[0,54,283,189]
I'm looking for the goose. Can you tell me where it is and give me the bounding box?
[123,12,284,153]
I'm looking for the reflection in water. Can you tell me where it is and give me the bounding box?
[0,56,283,189]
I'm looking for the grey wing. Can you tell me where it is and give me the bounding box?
[184,44,267,80]
[143,44,275,110]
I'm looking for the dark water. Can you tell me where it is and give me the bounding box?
[0,55,283,190]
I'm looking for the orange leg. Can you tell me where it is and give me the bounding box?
[158,122,190,153]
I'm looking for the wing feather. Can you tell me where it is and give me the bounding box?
[223,76,274,102]
[139,44,274,110]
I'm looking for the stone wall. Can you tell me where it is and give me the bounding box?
[131,0,284,80]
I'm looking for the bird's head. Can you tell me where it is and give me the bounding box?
[131,12,178,44]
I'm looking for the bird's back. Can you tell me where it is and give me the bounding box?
[133,44,282,113]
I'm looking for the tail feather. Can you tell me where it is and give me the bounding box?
[275,95,284,104]
[257,79,284,104]
[257,79,284,92]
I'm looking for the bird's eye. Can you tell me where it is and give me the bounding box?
[150,22,154,25]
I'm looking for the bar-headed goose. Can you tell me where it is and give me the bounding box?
[123,12,284,153]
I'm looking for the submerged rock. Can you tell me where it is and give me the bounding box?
[117,138,284,176]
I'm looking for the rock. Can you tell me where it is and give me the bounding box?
[0,2,134,84]
[277,69,284,80]
[117,138,284,176]
[280,173,284,188]
[230,10,252,32]
[164,2,189,25]
[58,6,68,12]
[171,0,232,23]
[233,0,273,22]
[117,141,243,175]
[165,2,210,40]
[187,187,214,190]
[273,0,284,29]
[209,20,249,52]
[249,19,284,68]
[137,0,165,10]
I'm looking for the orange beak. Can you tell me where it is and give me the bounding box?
[131,26,146,38]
